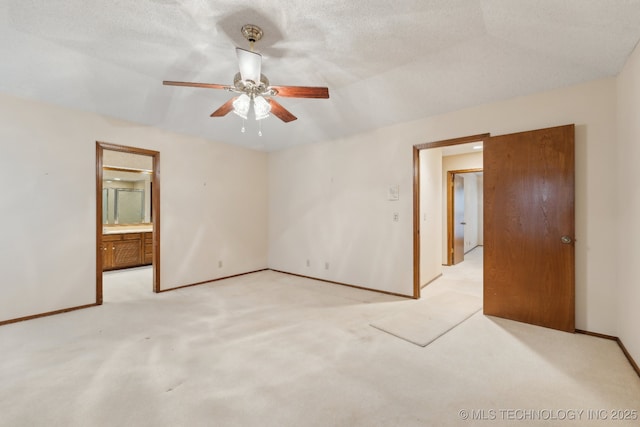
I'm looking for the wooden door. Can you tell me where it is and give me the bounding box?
[453,174,465,265]
[484,124,575,332]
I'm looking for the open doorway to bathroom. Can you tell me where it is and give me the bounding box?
[96,142,160,304]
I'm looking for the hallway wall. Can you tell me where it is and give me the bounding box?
[616,40,640,367]
[419,148,443,286]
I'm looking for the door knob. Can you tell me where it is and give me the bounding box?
[561,236,573,244]
[461,222,467,225]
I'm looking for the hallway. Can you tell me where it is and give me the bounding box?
[423,246,483,301]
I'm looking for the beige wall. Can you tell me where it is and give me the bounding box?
[419,148,443,286]
[269,77,618,333]
[268,133,413,295]
[616,42,640,365]
[0,93,268,322]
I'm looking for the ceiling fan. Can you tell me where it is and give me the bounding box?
[163,24,329,124]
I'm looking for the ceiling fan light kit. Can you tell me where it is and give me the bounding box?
[163,24,329,135]
[253,96,271,120]
[231,94,251,120]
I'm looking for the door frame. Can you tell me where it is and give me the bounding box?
[413,134,490,298]
[96,142,161,304]
[446,168,483,266]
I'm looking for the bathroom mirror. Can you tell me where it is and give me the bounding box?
[103,168,152,225]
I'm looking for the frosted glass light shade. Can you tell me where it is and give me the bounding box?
[236,48,262,83]
[232,94,251,119]
[253,96,271,120]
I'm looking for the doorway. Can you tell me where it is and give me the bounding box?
[96,142,160,304]
[413,125,575,332]
[413,134,489,298]
[446,168,483,266]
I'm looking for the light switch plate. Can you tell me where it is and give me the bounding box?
[388,185,399,201]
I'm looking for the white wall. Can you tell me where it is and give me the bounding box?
[616,42,640,366]
[419,148,443,286]
[0,93,268,322]
[269,77,618,332]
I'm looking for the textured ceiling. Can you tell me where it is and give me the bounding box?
[2,0,640,151]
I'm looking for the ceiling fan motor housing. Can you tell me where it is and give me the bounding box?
[233,72,273,97]
[241,24,263,43]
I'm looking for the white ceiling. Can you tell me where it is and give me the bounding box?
[2,1,640,152]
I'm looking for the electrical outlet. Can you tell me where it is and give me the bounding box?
[306,259,310,267]
[218,260,223,268]
[393,212,399,222]
[325,262,329,270]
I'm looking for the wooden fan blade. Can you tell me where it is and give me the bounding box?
[270,86,329,99]
[210,97,237,117]
[163,80,231,90]
[268,99,297,123]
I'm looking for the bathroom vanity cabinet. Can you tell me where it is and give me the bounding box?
[101,232,152,271]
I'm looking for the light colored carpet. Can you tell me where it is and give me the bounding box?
[1,251,639,426]
[370,291,482,346]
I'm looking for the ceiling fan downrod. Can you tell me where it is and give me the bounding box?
[241,24,263,51]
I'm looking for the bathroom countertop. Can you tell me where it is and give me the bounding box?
[103,225,153,235]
